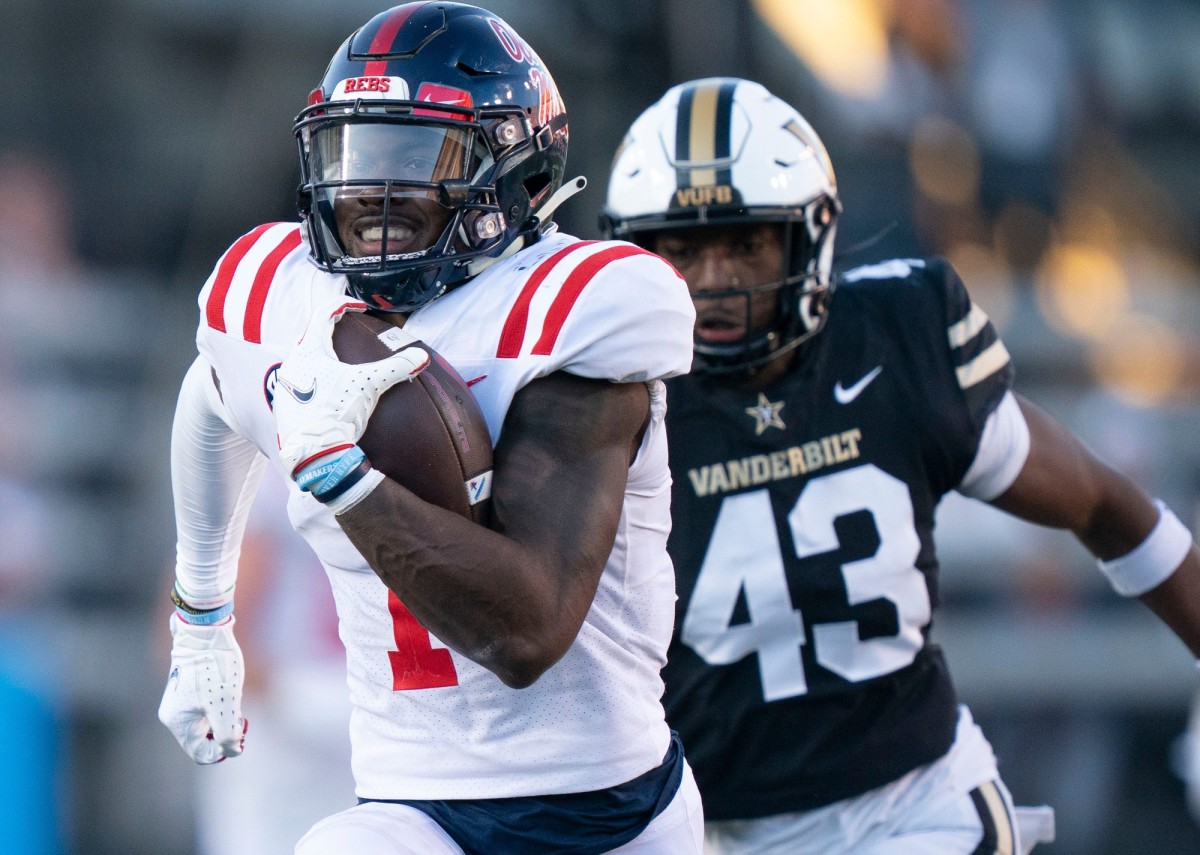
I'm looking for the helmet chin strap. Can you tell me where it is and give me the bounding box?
[465,176,588,278]
[536,176,587,222]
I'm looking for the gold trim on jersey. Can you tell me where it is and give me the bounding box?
[947,302,990,348]
[956,339,1011,389]
[973,780,1016,855]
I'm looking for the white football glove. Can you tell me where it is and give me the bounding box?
[158,615,248,764]
[274,299,429,479]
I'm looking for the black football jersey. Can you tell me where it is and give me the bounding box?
[663,257,1014,820]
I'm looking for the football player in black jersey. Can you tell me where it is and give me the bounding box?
[600,77,1200,854]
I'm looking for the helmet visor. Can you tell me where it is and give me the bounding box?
[307,122,491,186]
[304,121,499,266]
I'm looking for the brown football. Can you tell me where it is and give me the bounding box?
[332,311,492,525]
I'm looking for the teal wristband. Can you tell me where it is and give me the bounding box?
[171,584,234,625]
[295,445,370,501]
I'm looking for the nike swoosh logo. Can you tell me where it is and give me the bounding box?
[278,377,316,403]
[834,365,882,404]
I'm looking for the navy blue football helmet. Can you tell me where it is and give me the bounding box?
[295,3,569,312]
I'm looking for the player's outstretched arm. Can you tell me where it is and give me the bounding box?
[990,393,1200,656]
[160,357,265,762]
[336,371,650,689]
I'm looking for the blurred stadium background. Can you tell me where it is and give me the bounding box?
[2,0,1200,852]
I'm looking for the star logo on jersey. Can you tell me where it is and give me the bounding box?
[745,393,786,435]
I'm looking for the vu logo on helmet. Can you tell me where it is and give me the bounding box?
[601,77,840,374]
[675,186,736,208]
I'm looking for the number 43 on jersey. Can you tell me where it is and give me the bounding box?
[681,464,932,702]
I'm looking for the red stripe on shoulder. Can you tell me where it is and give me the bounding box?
[496,241,599,358]
[532,245,654,356]
[243,228,303,343]
[206,223,284,333]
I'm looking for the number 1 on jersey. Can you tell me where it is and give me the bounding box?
[388,592,459,690]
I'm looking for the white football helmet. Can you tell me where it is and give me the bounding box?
[601,78,840,372]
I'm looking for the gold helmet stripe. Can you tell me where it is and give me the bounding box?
[674,79,737,190]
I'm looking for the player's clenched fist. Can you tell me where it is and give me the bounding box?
[158,614,248,764]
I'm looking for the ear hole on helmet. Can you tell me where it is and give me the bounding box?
[524,173,552,208]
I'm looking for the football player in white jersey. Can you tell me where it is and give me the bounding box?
[601,77,1200,855]
[157,5,704,854]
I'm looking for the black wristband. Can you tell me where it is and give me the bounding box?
[318,457,373,503]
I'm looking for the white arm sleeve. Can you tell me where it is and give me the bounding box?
[171,356,267,608]
[957,390,1031,501]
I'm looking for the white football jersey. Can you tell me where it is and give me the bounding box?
[193,222,695,799]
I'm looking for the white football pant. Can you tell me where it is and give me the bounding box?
[703,705,1052,855]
